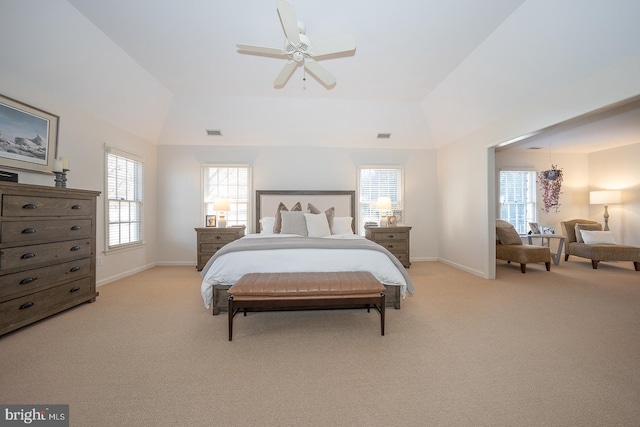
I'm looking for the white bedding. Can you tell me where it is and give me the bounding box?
[200,233,412,309]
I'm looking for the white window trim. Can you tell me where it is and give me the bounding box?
[201,164,252,231]
[104,144,144,254]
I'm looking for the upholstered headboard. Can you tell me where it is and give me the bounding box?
[255,190,356,233]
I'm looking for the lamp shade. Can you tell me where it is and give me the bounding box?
[214,198,231,211]
[589,190,621,205]
[375,197,392,211]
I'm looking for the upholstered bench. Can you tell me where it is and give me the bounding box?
[227,272,385,341]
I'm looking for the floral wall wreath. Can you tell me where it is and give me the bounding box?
[538,164,563,213]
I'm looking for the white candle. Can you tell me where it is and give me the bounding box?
[60,157,69,170]
[53,159,63,172]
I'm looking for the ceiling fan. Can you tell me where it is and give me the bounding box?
[236,0,356,88]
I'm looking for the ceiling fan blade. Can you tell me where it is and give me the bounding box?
[236,44,287,58]
[274,60,298,87]
[310,35,356,57]
[277,0,301,47]
[304,58,336,86]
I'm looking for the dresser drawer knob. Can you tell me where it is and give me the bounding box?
[387,244,394,249]
[70,225,81,231]
[387,235,395,239]
[21,228,37,234]
[70,266,81,272]
[69,286,80,293]
[71,205,81,210]
[70,246,81,251]
[22,203,37,210]
[21,253,36,259]
[20,277,37,285]
[19,302,34,310]
[215,235,222,239]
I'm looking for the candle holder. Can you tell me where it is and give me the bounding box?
[54,169,69,188]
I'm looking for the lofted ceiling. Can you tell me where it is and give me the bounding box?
[2,1,640,151]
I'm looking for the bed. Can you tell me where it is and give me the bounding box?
[200,190,414,315]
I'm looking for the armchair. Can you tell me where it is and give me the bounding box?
[495,220,551,273]
[560,219,640,270]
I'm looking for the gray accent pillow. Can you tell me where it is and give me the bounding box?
[274,202,302,233]
[496,227,523,245]
[575,223,602,243]
[280,211,308,236]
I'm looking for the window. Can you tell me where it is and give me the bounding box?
[357,167,403,234]
[499,170,537,234]
[106,147,143,249]
[202,165,251,229]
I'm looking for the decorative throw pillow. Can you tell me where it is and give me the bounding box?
[259,217,276,234]
[575,223,602,243]
[304,213,331,237]
[280,211,308,236]
[307,203,335,230]
[580,230,616,245]
[274,202,302,233]
[496,227,523,245]
[331,217,354,235]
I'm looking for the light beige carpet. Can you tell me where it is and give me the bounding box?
[1,260,639,426]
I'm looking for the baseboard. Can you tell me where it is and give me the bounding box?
[438,258,488,278]
[97,262,157,287]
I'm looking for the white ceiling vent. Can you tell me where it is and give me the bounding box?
[206,129,222,136]
[377,133,391,139]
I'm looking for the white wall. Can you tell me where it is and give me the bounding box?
[588,143,640,247]
[155,145,438,266]
[0,79,158,286]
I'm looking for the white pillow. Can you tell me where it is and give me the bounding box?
[304,213,331,237]
[581,230,617,245]
[259,217,275,234]
[331,217,354,235]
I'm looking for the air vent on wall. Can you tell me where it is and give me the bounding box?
[377,133,391,139]
[206,129,222,136]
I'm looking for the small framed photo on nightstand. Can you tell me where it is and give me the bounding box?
[388,216,397,226]
[392,209,403,224]
[206,215,217,227]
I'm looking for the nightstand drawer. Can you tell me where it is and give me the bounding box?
[368,231,409,241]
[377,241,408,252]
[199,232,238,244]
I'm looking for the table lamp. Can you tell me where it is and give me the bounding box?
[589,190,621,231]
[214,198,231,228]
[376,197,392,227]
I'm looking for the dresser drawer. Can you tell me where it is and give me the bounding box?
[0,258,91,301]
[1,219,92,243]
[2,195,93,217]
[376,241,408,252]
[0,239,92,271]
[0,277,93,331]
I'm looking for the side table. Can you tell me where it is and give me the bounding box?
[527,234,566,265]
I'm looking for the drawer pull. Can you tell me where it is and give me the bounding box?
[70,266,81,272]
[19,302,34,310]
[70,246,81,251]
[21,253,36,259]
[70,225,81,231]
[21,228,37,234]
[69,286,80,293]
[71,205,81,210]
[22,203,37,210]
[387,245,394,249]
[215,235,222,239]
[20,277,37,285]
[387,235,395,239]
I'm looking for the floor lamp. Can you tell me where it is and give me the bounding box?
[589,190,621,231]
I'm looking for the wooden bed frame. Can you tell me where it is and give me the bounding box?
[209,190,402,315]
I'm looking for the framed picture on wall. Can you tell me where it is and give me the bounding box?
[529,222,541,234]
[0,94,59,174]
[206,215,217,227]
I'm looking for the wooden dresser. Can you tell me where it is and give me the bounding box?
[0,182,100,335]
[195,226,245,270]
[365,225,412,268]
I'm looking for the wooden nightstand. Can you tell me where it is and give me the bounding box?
[194,226,245,270]
[365,225,412,268]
